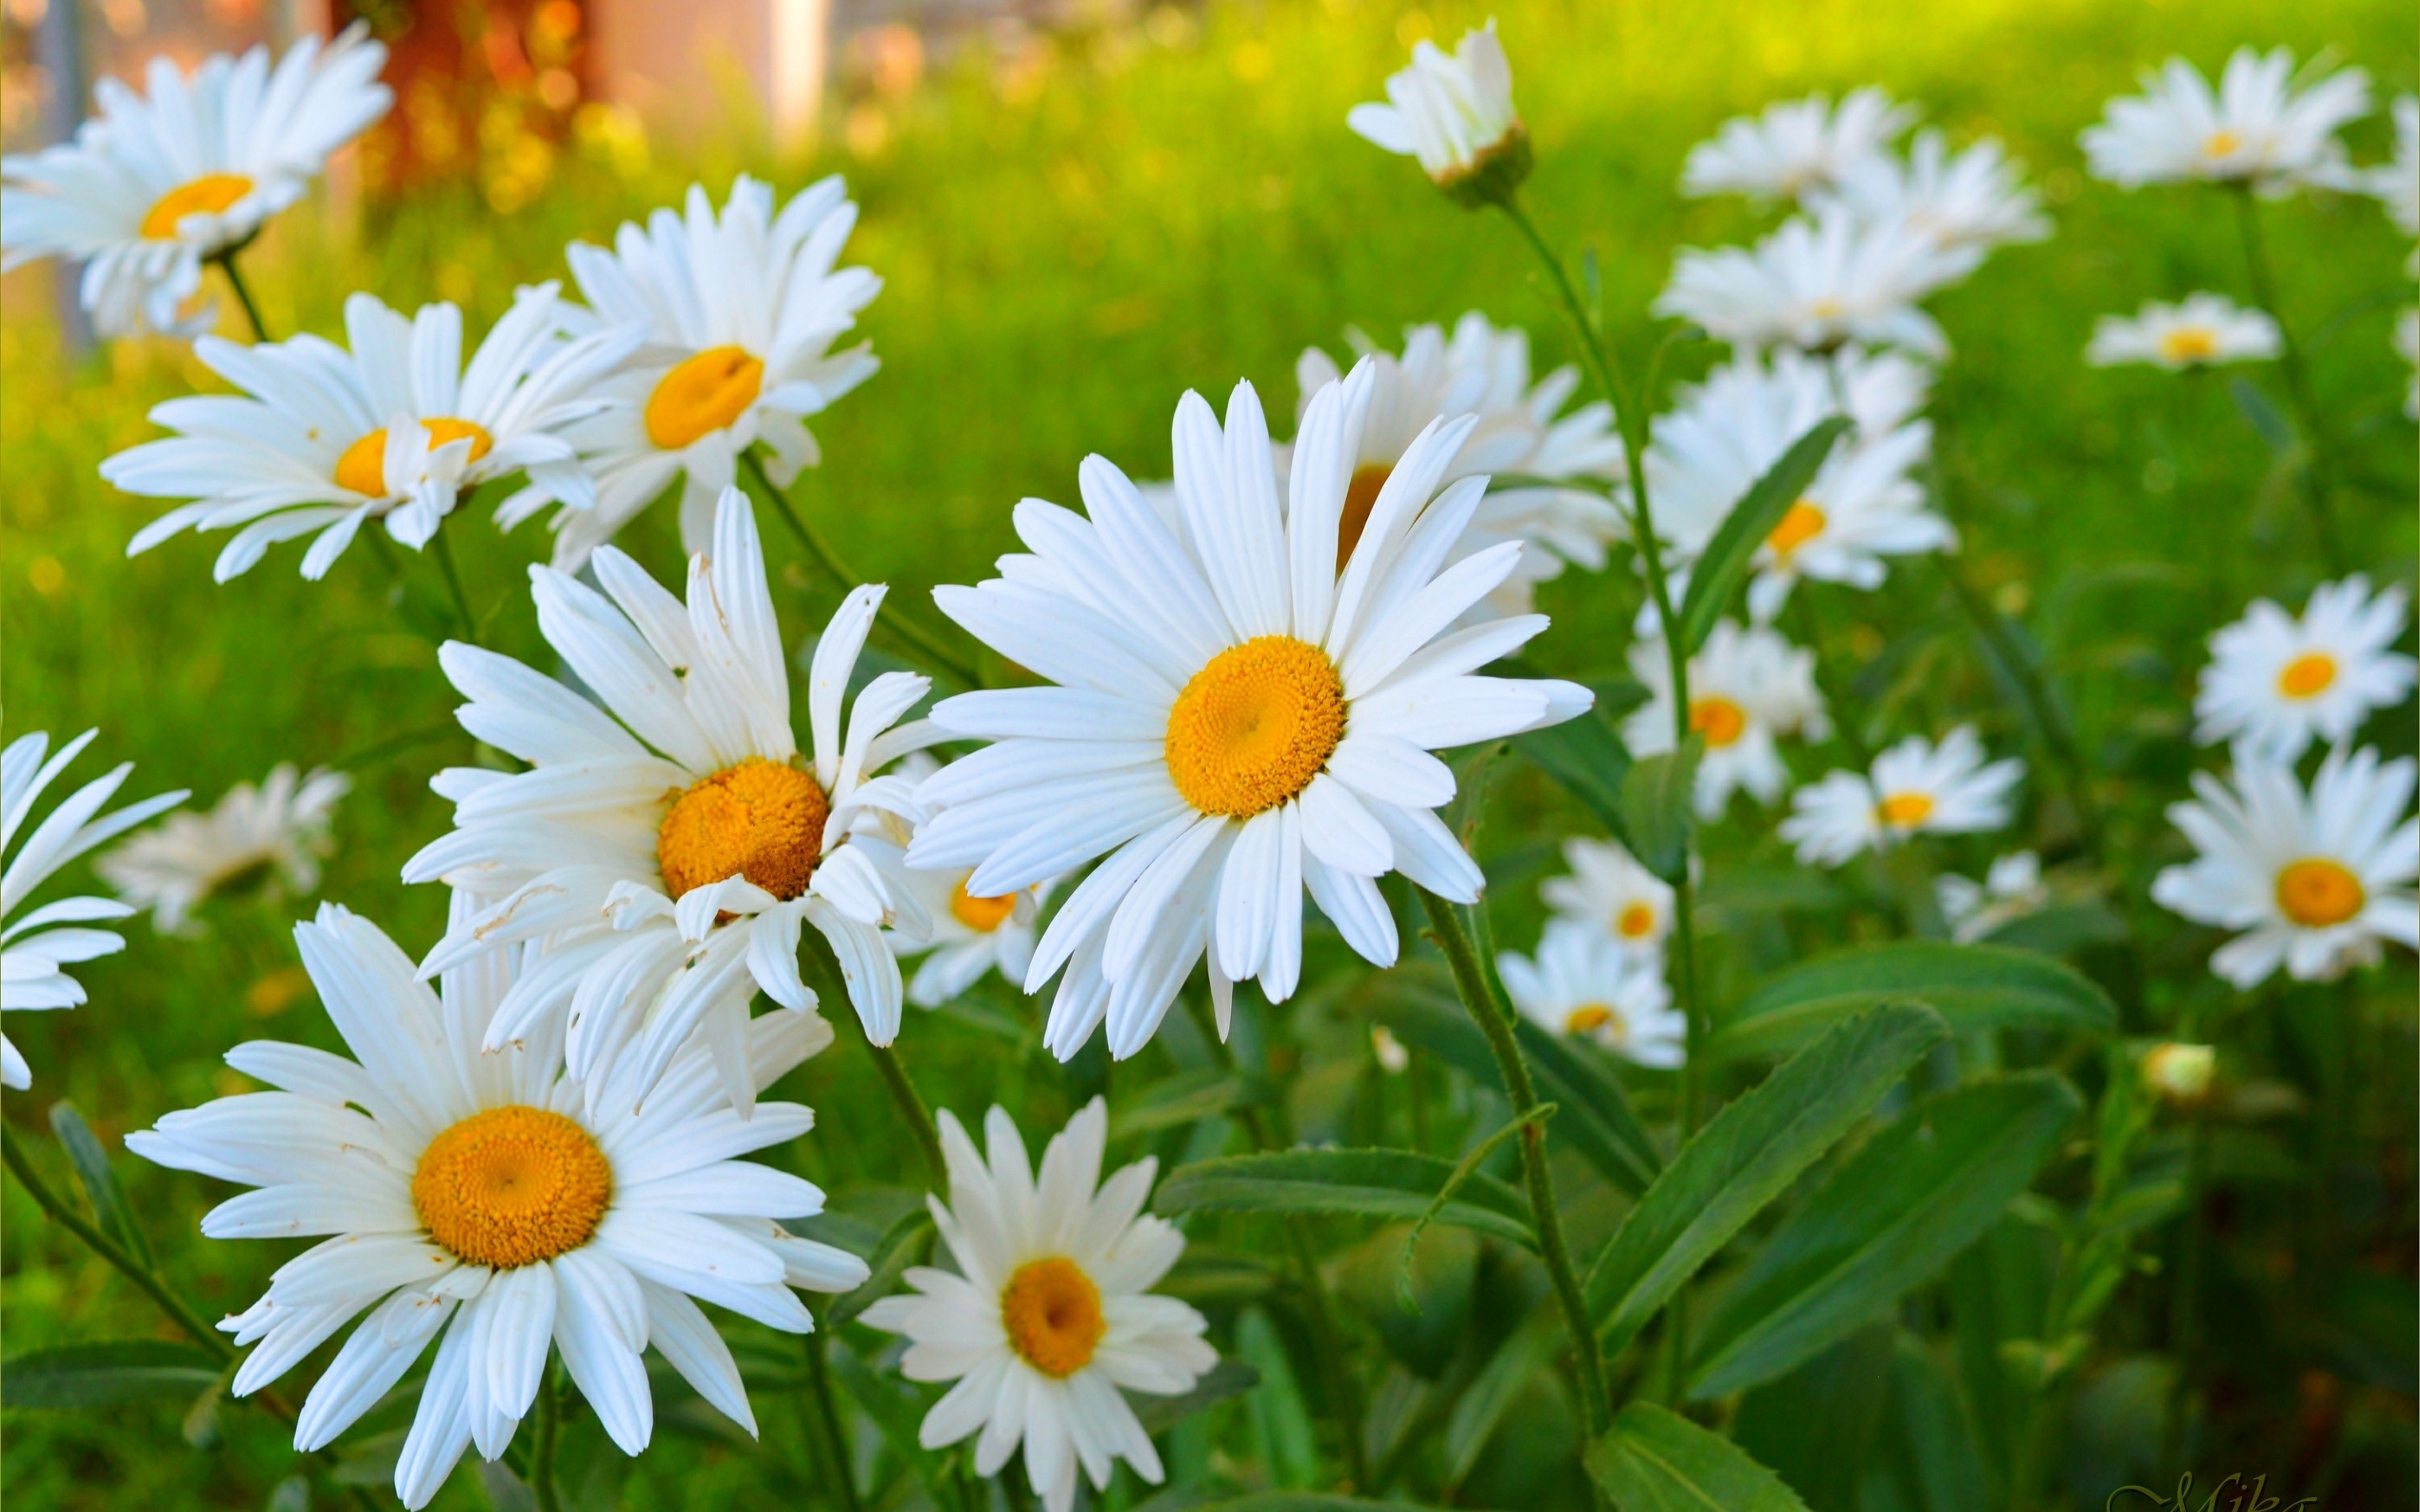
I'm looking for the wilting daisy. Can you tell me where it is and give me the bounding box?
[1347,23,1528,202]
[1679,87,1913,202]
[129,901,869,1510]
[529,176,881,569]
[861,1099,1215,1512]
[1660,211,1965,360]
[1936,850,2050,943]
[2194,576,2416,762]
[1,730,185,1089]
[1538,837,1674,958]
[0,25,391,338]
[1295,312,1623,617]
[909,366,1590,1060]
[1808,130,2050,268]
[2081,48,2370,194]
[1781,727,2023,866]
[2084,294,2281,371]
[1625,621,1828,817]
[1498,921,1684,1067]
[98,764,348,934]
[2151,745,2418,987]
[404,490,935,1114]
[106,286,640,580]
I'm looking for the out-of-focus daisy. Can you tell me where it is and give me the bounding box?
[1808,130,2050,269]
[1498,921,1684,1067]
[106,286,639,580]
[909,366,1590,1060]
[1936,850,2050,942]
[1781,727,2023,866]
[861,1099,1215,1512]
[2151,745,2417,987]
[2084,294,2281,371]
[2194,576,2416,761]
[894,865,1054,1011]
[2081,48,2370,194]
[532,176,880,569]
[2369,95,2417,239]
[0,730,185,1089]
[1370,1022,1411,1073]
[1538,836,1674,958]
[1679,87,1913,202]
[129,901,868,1510]
[98,764,348,934]
[405,490,938,1115]
[0,25,391,338]
[1625,620,1828,817]
[1658,211,1965,360]
[1295,312,1623,617]
[1348,24,1528,202]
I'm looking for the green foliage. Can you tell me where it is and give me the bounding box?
[1588,1401,1814,1512]
[1673,416,1855,652]
[1153,1148,1537,1248]
[1710,941,2117,1062]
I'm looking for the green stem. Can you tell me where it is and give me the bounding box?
[2158,1101,2213,1488]
[868,1040,947,1184]
[530,1362,565,1512]
[429,526,480,646]
[211,249,271,343]
[804,1331,865,1512]
[2228,188,2347,572]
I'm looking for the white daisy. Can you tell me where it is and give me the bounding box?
[2368,95,2418,239]
[2151,744,2418,987]
[128,900,869,1510]
[1780,727,2023,866]
[403,489,939,1115]
[1936,850,2050,943]
[2082,48,2369,194]
[908,365,1591,1060]
[894,853,1055,1010]
[0,730,186,1089]
[1808,129,2050,268]
[0,25,390,339]
[2194,576,2416,762]
[860,1098,1215,1512]
[105,285,640,580]
[1657,210,1966,360]
[1497,920,1684,1067]
[1347,23,1528,200]
[1679,87,1914,202]
[2084,294,2281,371]
[97,764,348,934]
[1624,620,1828,818]
[1538,836,1674,958]
[526,176,881,570]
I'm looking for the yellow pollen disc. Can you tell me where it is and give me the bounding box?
[411,1105,612,1269]
[2156,327,2220,365]
[1807,297,1844,321]
[2275,858,2365,928]
[645,345,765,450]
[2203,129,2243,158]
[1615,902,1658,939]
[1766,500,1827,561]
[334,418,495,497]
[1564,1004,1618,1036]
[139,173,254,239]
[656,759,829,902]
[1689,696,1749,748]
[1876,790,1935,828]
[1000,1257,1106,1378]
[1165,636,1347,819]
[1337,464,1393,571]
[2275,651,2338,701]
[950,874,1018,932]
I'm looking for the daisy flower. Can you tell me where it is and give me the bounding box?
[404,489,937,1114]
[530,176,881,570]
[129,900,869,1510]
[2368,95,2417,239]
[893,844,1055,1009]
[1624,620,1829,818]
[1657,211,1967,360]
[1808,129,2050,268]
[2084,294,2281,371]
[1936,850,2050,943]
[1679,87,1914,202]
[1347,23,1528,202]
[1,730,186,1089]
[2081,48,2370,194]
[98,764,348,934]
[2194,576,2416,762]
[1538,836,1674,958]
[2151,745,2418,987]
[1498,920,1684,1067]
[860,1098,1215,1512]
[908,365,1591,1060]
[1781,727,2023,866]
[105,285,641,580]
[0,25,391,338]
[1295,311,1624,617]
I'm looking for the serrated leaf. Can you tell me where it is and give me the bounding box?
[1587,1401,1812,1512]
[1710,942,2115,1063]
[1128,1357,1260,1435]
[1152,1149,1535,1249]
[2,1341,223,1409]
[823,1208,933,1328]
[1619,741,1700,884]
[50,1101,152,1268]
[1674,416,1853,654]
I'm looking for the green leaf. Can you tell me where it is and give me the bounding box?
[1514,688,1642,849]
[1399,1103,1553,1308]
[2228,375,2295,453]
[823,1208,933,1328]
[1128,1357,1260,1435]
[1674,416,1853,654]
[1690,1074,2081,1399]
[1619,741,1701,884]
[1981,903,2131,957]
[825,1336,950,1499]
[266,1475,312,1512]
[1155,1244,1286,1308]
[476,1461,538,1512]
[1710,942,2116,1063]
[1947,1215,2055,1489]
[1583,1005,1948,1352]
[1587,1401,1813,1512]
[50,1100,152,1268]
[1194,1499,1405,1511]
[1237,1307,1318,1489]
[2,1341,223,1409]
[1113,1068,1272,1140]
[1444,1302,1564,1488]
[1878,1332,1990,1512]
[1733,1326,1897,1512]
[1153,1148,1535,1249]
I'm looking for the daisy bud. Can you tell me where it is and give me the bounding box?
[1371,1023,1412,1074]
[1349,24,1531,207]
[2141,1042,2217,1106]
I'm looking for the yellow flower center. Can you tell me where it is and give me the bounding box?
[1689,695,1749,748]
[2202,129,2243,159]
[645,345,765,450]
[2156,327,2220,365]
[656,759,829,902]
[333,418,495,497]
[411,1105,613,1270]
[1164,636,1347,819]
[1765,500,1827,562]
[1564,1004,1618,1036]
[949,874,1019,932]
[2275,858,2365,928]
[1876,790,1935,828]
[1336,464,1393,571]
[1615,902,1659,939]
[1000,1257,1106,1378]
[139,173,254,239]
[2275,651,2338,701]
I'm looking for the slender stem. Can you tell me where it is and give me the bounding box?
[529,1362,565,1512]
[211,249,270,343]
[1418,890,1612,1436]
[1935,559,2104,857]
[804,1331,865,1512]
[2228,189,2347,572]
[2158,1101,2214,1488]
[429,526,480,646]
[868,1041,947,1184]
